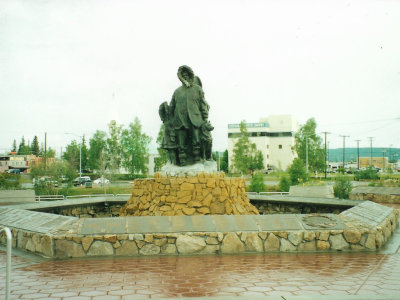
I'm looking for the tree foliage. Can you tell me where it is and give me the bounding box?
[30,161,76,183]
[63,140,80,171]
[249,172,265,193]
[121,117,151,175]
[354,167,380,181]
[279,176,291,192]
[294,118,325,172]
[17,136,31,155]
[220,150,229,173]
[11,139,17,152]
[333,176,353,199]
[31,136,40,156]
[107,120,123,175]
[288,158,308,185]
[87,130,108,171]
[155,124,168,171]
[232,121,264,174]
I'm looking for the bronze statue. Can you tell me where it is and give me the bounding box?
[159,66,213,166]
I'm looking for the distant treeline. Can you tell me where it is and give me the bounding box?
[328,148,400,163]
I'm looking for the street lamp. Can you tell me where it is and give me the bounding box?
[65,133,82,178]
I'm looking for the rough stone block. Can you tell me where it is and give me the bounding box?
[343,229,361,244]
[264,233,280,251]
[280,239,297,252]
[317,240,330,250]
[288,231,303,246]
[116,240,139,256]
[56,240,85,258]
[221,233,244,253]
[139,244,160,255]
[245,233,263,252]
[176,234,206,254]
[329,234,349,250]
[87,241,114,256]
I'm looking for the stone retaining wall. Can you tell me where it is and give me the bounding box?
[254,202,344,215]
[36,203,123,218]
[350,187,400,204]
[120,173,259,216]
[1,205,398,258]
[350,193,400,204]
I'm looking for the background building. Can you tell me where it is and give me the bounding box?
[358,157,389,169]
[228,115,298,171]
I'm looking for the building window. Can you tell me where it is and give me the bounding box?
[267,155,269,159]
[279,145,282,149]
[267,145,269,149]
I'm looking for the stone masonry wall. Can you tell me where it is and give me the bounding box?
[120,173,259,216]
[36,204,123,218]
[350,193,400,204]
[254,202,345,215]
[1,209,398,258]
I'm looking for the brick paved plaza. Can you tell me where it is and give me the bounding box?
[2,246,400,299]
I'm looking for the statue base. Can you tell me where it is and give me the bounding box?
[160,160,217,177]
[120,172,259,217]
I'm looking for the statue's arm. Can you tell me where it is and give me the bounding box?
[199,89,208,121]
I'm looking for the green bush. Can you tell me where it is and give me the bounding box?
[333,176,353,199]
[0,173,21,189]
[279,176,291,192]
[288,158,308,185]
[249,172,265,193]
[354,167,380,181]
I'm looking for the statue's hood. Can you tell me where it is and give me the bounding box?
[177,65,194,87]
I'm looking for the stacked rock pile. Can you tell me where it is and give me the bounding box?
[120,172,259,216]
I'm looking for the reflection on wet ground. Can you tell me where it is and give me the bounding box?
[1,250,400,299]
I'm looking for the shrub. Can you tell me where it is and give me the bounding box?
[279,176,290,192]
[249,172,265,193]
[333,176,352,199]
[288,158,308,185]
[354,167,380,181]
[0,173,21,189]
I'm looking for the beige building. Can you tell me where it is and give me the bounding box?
[228,115,298,172]
[358,157,389,169]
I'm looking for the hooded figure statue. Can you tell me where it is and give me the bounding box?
[169,65,209,165]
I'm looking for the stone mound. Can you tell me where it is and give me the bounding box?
[120,172,259,216]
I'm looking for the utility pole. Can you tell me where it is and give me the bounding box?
[368,137,374,167]
[321,132,330,179]
[44,132,47,173]
[355,139,361,170]
[382,150,386,171]
[340,135,349,174]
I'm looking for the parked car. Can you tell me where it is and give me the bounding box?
[8,169,20,174]
[93,177,110,185]
[73,176,92,186]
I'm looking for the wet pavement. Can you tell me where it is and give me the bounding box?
[2,248,400,299]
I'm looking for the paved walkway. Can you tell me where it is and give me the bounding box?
[1,246,400,299]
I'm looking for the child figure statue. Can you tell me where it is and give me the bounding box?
[200,120,214,160]
[158,101,177,165]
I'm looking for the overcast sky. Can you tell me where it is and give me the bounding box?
[1,0,399,156]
